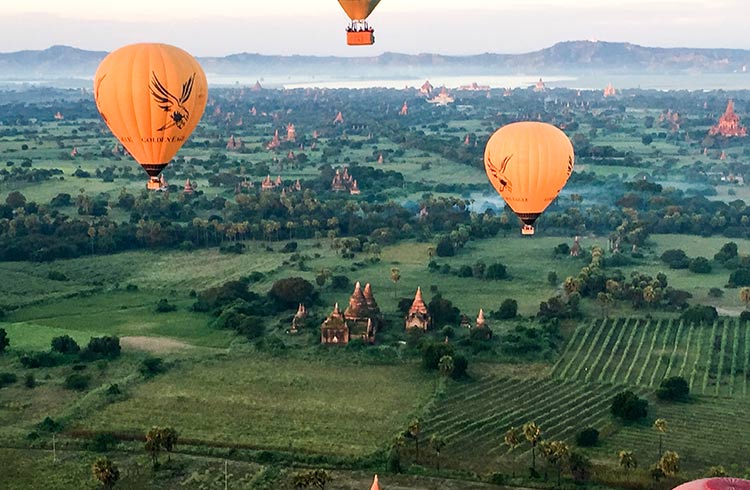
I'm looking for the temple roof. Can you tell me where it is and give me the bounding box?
[345,281,368,318]
[409,287,428,314]
[370,474,381,490]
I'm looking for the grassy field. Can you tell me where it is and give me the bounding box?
[77,355,437,457]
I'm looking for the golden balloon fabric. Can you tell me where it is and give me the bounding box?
[94,43,208,177]
[484,121,574,231]
[338,0,381,20]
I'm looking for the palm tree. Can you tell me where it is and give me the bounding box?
[92,457,120,489]
[618,450,637,470]
[145,426,163,468]
[390,268,401,300]
[438,355,454,377]
[653,418,668,458]
[408,418,422,462]
[160,427,178,462]
[740,287,750,310]
[658,451,680,477]
[523,421,542,473]
[429,435,446,471]
[543,440,570,487]
[504,426,522,477]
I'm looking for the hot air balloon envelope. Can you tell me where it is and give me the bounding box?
[673,479,750,490]
[484,122,574,235]
[94,43,208,189]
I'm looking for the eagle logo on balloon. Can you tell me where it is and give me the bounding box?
[487,154,513,193]
[149,72,196,131]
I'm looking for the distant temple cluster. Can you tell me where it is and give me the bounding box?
[603,83,616,97]
[428,87,455,106]
[226,135,244,150]
[710,100,747,138]
[331,167,361,194]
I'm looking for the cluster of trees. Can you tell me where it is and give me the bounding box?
[428,259,509,280]
[19,334,120,369]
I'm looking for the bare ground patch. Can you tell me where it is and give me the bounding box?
[120,336,193,353]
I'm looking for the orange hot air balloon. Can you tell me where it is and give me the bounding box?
[484,122,574,236]
[339,0,381,46]
[94,43,208,190]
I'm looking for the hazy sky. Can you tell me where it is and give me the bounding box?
[0,0,746,56]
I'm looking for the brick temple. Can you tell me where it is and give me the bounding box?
[709,100,747,137]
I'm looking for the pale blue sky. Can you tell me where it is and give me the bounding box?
[0,0,745,56]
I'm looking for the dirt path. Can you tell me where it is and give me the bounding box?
[120,336,193,353]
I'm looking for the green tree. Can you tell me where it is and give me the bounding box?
[145,427,163,468]
[596,292,613,318]
[543,440,570,486]
[523,421,542,473]
[92,457,120,489]
[653,419,667,459]
[160,427,178,461]
[0,328,8,354]
[429,435,446,471]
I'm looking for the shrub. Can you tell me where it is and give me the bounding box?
[329,275,351,291]
[495,299,518,320]
[689,257,712,274]
[458,265,473,277]
[51,335,80,354]
[656,376,690,402]
[728,268,750,287]
[89,433,117,453]
[554,243,570,256]
[81,336,121,360]
[680,305,718,324]
[0,372,18,388]
[715,242,738,263]
[428,295,461,328]
[38,416,62,432]
[547,271,558,286]
[611,390,648,421]
[451,354,468,380]
[155,299,177,313]
[741,311,750,323]
[435,237,455,257]
[660,249,689,269]
[485,262,508,280]
[47,271,68,281]
[106,384,122,396]
[0,327,8,353]
[575,427,599,447]
[708,287,724,298]
[139,357,167,378]
[421,342,455,371]
[20,351,62,368]
[64,373,90,391]
[24,373,36,388]
[281,241,298,253]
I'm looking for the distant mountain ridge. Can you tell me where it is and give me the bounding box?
[1,41,749,80]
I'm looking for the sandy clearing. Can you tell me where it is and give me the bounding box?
[120,336,193,353]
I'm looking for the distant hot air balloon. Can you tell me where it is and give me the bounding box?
[484,122,574,235]
[93,43,208,190]
[673,479,750,490]
[338,0,381,45]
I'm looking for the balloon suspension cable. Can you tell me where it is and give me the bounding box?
[521,224,535,236]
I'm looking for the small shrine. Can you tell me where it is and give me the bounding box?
[710,100,747,137]
[377,153,384,164]
[570,236,581,257]
[226,135,244,150]
[289,304,307,334]
[419,80,434,96]
[266,130,281,150]
[286,123,296,142]
[476,309,487,329]
[503,88,513,97]
[534,78,546,92]
[405,287,431,331]
[603,83,616,97]
[251,80,263,91]
[399,101,408,116]
[370,475,381,490]
[183,178,197,194]
[459,81,490,91]
[349,180,361,195]
[70,147,78,157]
[293,179,302,192]
[333,111,345,125]
[54,111,64,120]
[261,175,277,191]
[473,309,492,339]
[464,134,471,146]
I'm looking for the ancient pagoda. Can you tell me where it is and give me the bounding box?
[428,87,454,106]
[321,282,381,345]
[331,167,357,192]
[320,303,348,344]
[266,129,281,150]
[183,178,196,194]
[710,100,747,137]
[333,111,345,125]
[261,175,276,191]
[399,101,408,116]
[603,83,616,97]
[405,287,431,331]
[286,123,296,142]
[534,78,546,92]
[54,111,64,120]
[419,80,434,96]
[370,475,381,490]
